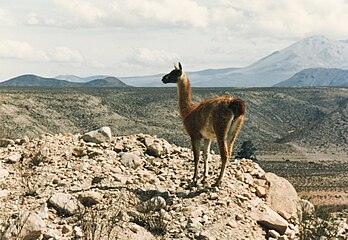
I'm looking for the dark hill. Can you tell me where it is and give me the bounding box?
[0,75,131,87]
[0,74,79,87]
[83,76,130,87]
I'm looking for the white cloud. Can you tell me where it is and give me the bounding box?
[0,40,84,64]
[49,47,84,63]
[0,8,15,25]
[0,40,48,61]
[128,48,180,66]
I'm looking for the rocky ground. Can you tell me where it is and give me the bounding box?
[0,127,347,240]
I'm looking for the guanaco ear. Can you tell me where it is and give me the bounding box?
[174,63,178,70]
[178,62,182,71]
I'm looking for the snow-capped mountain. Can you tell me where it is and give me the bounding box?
[121,35,348,87]
[274,68,348,87]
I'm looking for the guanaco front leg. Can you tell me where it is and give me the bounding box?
[191,138,201,186]
[202,139,211,183]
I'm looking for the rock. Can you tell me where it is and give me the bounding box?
[2,212,46,240]
[209,192,219,200]
[253,204,288,235]
[6,152,22,164]
[0,139,15,147]
[43,228,61,239]
[62,224,72,234]
[269,229,281,238]
[187,217,203,231]
[48,193,79,216]
[256,186,266,197]
[74,226,83,238]
[264,172,299,218]
[146,143,164,157]
[81,126,112,144]
[78,191,103,207]
[0,189,9,197]
[142,196,167,212]
[36,203,49,220]
[0,168,9,181]
[120,152,143,169]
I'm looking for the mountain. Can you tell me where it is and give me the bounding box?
[0,74,79,87]
[121,35,348,87]
[0,74,131,87]
[55,75,111,83]
[84,76,130,87]
[275,68,348,87]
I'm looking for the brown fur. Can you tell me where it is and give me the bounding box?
[162,63,246,186]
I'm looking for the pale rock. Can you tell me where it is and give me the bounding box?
[142,196,167,212]
[146,143,164,157]
[2,212,46,240]
[43,228,62,239]
[78,191,103,207]
[48,193,79,216]
[209,192,219,200]
[278,210,292,221]
[269,229,281,238]
[81,126,112,144]
[37,202,49,219]
[265,172,299,218]
[256,186,266,197]
[120,152,143,169]
[0,189,9,197]
[243,173,254,184]
[0,139,15,147]
[252,204,288,235]
[198,230,216,240]
[72,147,87,157]
[6,152,22,163]
[187,217,203,231]
[74,226,83,238]
[227,220,238,228]
[0,168,9,181]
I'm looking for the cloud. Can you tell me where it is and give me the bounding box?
[0,8,15,25]
[49,47,84,63]
[0,40,47,60]
[127,48,180,66]
[32,0,209,28]
[0,40,84,63]
[21,0,348,40]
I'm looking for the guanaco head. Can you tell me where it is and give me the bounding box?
[162,62,184,84]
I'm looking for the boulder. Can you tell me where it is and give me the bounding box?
[253,204,289,235]
[48,193,79,216]
[2,212,46,240]
[81,126,112,144]
[146,143,164,157]
[264,172,299,218]
[6,152,22,164]
[120,152,143,169]
[78,191,103,207]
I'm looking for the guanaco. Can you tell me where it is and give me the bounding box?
[162,62,246,187]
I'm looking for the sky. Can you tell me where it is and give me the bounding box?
[1,0,348,81]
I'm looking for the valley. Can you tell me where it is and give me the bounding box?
[0,86,347,209]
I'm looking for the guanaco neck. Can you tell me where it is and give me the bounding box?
[177,74,193,119]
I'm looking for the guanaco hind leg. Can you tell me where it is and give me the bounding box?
[202,139,212,182]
